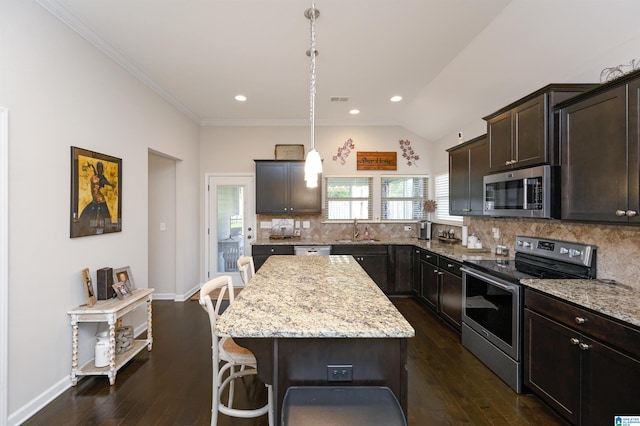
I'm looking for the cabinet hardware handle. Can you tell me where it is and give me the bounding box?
[433,269,438,273]
[270,248,275,253]
[570,338,580,345]
[462,209,471,212]
[575,317,586,324]
[447,264,453,268]
[578,343,590,351]
[627,210,638,217]
[615,210,627,217]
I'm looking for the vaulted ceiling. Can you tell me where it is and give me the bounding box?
[38,0,640,142]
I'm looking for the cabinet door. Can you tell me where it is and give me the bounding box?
[393,246,414,294]
[487,110,513,172]
[628,78,640,222]
[468,136,489,215]
[420,261,439,311]
[289,162,322,214]
[356,255,389,293]
[513,94,547,167]
[412,249,421,295]
[255,162,288,214]
[439,270,462,330]
[449,147,470,215]
[581,336,640,426]
[524,309,580,425]
[561,85,628,222]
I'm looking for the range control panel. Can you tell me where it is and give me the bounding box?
[514,236,597,267]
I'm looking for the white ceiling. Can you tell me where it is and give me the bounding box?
[37,0,640,142]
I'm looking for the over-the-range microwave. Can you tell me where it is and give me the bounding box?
[483,165,559,219]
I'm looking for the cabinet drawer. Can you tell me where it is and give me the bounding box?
[438,257,462,277]
[331,245,388,255]
[252,245,294,256]
[525,289,640,359]
[419,251,438,266]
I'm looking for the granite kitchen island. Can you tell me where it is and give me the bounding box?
[215,255,415,423]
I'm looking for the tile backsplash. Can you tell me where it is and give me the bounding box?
[256,214,640,290]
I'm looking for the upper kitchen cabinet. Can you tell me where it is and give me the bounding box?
[558,70,640,224]
[483,84,599,173]
[448,134,489,216]
[255,160,322,214]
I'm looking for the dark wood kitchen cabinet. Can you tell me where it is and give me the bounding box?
[252,244,294,271]
[412,248,422,295]
[484,84,598,173]
[255,160,321,214]
[448,134,489,216]
[558,70,640,223]
[524,289,640,425]
[417,250,462,331]
[332,245,389,293]
[392,245,414,294]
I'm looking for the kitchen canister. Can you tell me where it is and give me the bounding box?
[95,331,110,368]
[461,226,468,246]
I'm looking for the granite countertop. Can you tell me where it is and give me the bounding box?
[521,279,640,328]
[253,238,509,263]
[215,255,415,339]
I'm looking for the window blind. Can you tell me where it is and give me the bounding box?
[324,176,373,220]
[434,173,463,224]
[380,176,428,220]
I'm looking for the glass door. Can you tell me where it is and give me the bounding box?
[208,175,255,285]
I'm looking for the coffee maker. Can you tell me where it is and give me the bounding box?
[418,220,432,240]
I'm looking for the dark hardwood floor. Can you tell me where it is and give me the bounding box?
[24,297,567,425]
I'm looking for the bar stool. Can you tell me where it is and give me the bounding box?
[236,255,255,284]
[199,275,274,426]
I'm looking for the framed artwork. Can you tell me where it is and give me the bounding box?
[70,146,122,238]
[81,268,97,307]
[113,266,135,292]
[112,282,132,300]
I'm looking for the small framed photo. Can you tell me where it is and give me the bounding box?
[81,268,96,307]
[112,282,132,300]
[113,266,135,291]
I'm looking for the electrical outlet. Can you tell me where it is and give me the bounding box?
[404,225,412,231]
[327,364,353,382]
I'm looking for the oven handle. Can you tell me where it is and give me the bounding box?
[461,267,518,293]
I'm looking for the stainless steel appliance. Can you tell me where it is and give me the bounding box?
[461,236,597,393]
[418,220,432,240]
[294,246,331,256]
[483,165,559,218]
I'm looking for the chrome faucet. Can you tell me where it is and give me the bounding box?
[353,218,359,240]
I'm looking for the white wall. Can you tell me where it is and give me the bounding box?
[148,152,177,300]
[0,1,200,423]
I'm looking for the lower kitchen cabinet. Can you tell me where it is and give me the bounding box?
[418,250,462,331]
[392,245,414,294]
[332,245,389,293]
[252,245,294,271]
[524,289,640,425]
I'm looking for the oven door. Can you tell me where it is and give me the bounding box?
[461,267,522,361]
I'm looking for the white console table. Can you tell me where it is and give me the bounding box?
[67,288,154,385]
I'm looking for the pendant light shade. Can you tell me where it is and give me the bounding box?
[304,3,322,188]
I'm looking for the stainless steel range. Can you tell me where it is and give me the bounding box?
[460,236,597,393]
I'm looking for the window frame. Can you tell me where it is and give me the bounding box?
[380,175,429,221]
[323,175,374,221]
[434,172,463,225]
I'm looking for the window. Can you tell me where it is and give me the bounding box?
[324,177,373,220]
[381,176,428,220]
[434,172,463,224]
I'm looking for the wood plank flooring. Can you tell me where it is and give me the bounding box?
[23,297,567,425]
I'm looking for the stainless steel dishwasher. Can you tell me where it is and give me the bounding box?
[294,246,331,256]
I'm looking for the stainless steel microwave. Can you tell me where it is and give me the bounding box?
[483,165,559,218]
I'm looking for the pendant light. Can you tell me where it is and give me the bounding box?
[304,2,322,188]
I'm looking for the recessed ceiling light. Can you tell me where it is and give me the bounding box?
[235,95,247,102]
[390,95,403,102]
[349,109,360,115]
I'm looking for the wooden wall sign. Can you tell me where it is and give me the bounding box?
[356,151,397,170]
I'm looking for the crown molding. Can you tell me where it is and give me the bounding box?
[36,0,200,123]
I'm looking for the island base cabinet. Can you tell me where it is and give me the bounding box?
[237,337,408,425]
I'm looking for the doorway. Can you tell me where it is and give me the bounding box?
[207,174,255,286]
